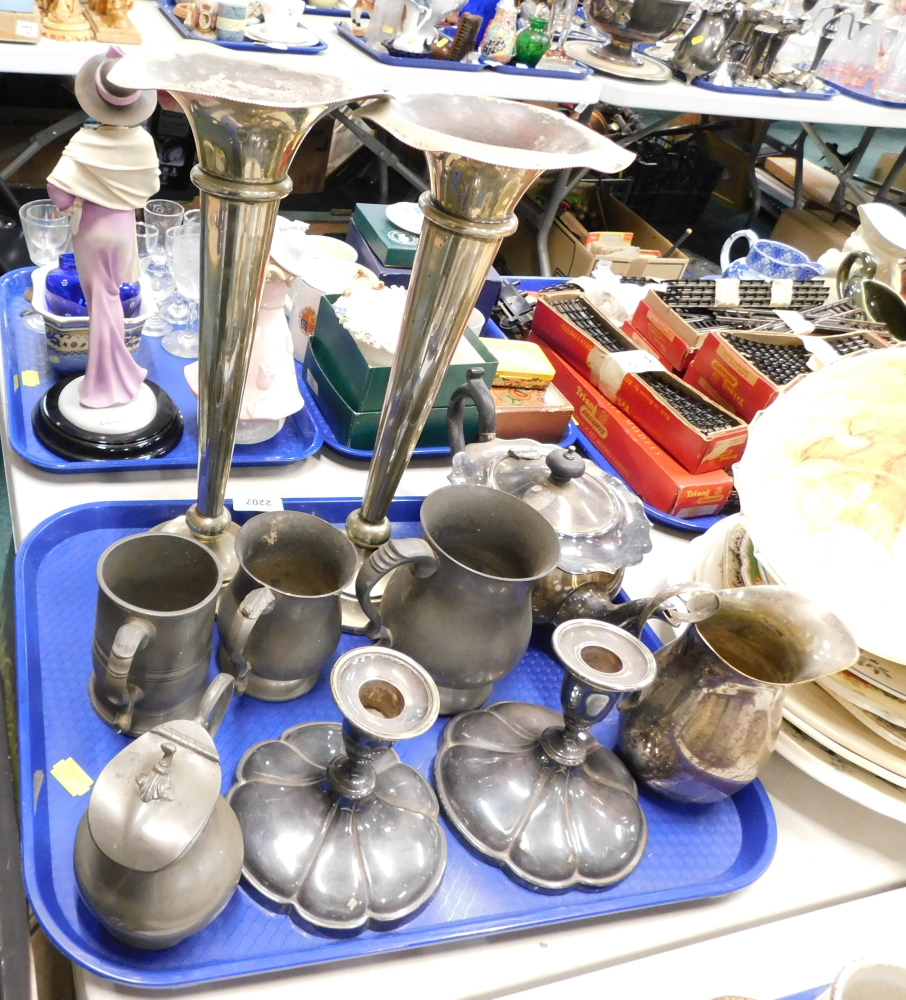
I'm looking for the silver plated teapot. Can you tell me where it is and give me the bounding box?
[447,368,651,623]
[74,674,243,949]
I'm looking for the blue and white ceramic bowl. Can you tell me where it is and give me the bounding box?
[721,228,825,281]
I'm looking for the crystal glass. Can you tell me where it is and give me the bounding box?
[143,199,185,238]
[19,199,74,332]
[135,222,159,262]
[137,222,175,337]
[161,224,191,326]
[162,224,201,358]
[875,23,906,100]
[183,209,201,226]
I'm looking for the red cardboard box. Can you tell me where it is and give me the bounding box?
[529,294,747,474]
[533,340,733,518]
[631,291,708,373]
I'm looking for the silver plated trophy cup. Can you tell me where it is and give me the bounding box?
[108,45,376,580]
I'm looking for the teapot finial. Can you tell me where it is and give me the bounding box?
[135,742,177,803]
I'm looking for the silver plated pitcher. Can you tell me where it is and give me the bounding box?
[356,485,561,715]
[619,586,858,803]
[217,511,358,701]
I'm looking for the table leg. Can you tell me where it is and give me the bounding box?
[745,119,770,229]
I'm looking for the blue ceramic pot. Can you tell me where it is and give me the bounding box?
[44,254,142,318]
[720,229,825,281]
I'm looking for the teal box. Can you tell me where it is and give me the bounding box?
[312,294,498,413]
[304,339,479,451]
[352,203,420,267]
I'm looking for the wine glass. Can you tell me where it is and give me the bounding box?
[19,200,73,332]
[183,209,201,226]
[143,199,185,237]
[136,222,176,337]
[161,224,192,326]
[162,225,201,358]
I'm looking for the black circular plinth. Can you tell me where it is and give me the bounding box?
[33,376,184,462]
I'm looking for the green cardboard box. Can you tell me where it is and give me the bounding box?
[352,203,421,267]
[305,339,479,451]
[312,294,498,413]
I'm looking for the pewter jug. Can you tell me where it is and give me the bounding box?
[74,674,243,949]
[673,1,740,84]
[356,485,561,715]
[619,586,858,804]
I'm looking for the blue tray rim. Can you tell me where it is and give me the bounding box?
[0,267,324,473]
[155,0,327,53]
[18,496,775,987]
[335,20,485,71]
[816,75,906,108]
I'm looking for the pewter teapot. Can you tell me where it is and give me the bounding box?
[74,674,243,949]
[447,368,651,622]
[673,1,741,84]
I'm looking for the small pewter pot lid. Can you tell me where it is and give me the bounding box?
[447,370,651,575]
[86,674,232,872]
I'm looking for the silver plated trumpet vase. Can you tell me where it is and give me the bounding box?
[109,45,376,580]
[344,95,634,558]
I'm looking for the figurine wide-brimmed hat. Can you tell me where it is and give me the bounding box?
[75,48,158,127]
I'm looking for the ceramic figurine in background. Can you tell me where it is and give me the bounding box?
[185,265,304,445]
[351,0,375,33]
[514,13,550,64]
[35,48,183,462]
[480,0,518,61]
[85,0,143,43]
[41,0,93,41]
[392,0,465,53]
[365,0,406,46]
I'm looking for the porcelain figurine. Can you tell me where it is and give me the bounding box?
[393,0,465,52]
[46,49,159,408]
[185,266,304,443]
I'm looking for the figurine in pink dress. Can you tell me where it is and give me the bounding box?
[46,47,160,409]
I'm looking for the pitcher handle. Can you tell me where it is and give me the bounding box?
[105,616,155,731]
[447,367,497,457]
[193,673,236,739]
[356,538,439,644]
[633,583,721,639]
[225,587,277,694]
[720,229,758,275]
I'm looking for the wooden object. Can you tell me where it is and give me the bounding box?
[85,0,141,43]
[41,0,92,39]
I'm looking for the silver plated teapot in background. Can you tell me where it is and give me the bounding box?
[74,674,243,949]
[447,368,652,624]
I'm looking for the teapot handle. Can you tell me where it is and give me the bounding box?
[447,367,497,457]
[224,587,277,694]
[193,673,235,739]
[356,538,439,644]
[720,229,758,275]
[105,616,155,733]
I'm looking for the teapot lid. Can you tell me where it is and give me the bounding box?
[86,719,221,873]
[451,439,652,574]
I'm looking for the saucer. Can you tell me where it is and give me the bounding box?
[245,21,319,43]
[384,201,424,235]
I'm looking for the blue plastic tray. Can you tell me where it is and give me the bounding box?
[18,496,775,987]
[155,0,327,53]
[305,5,352,13]
[336,21,484,70]
[816,76,906,108]
[575,428,725,534]
[0,268,323,473]
[778,989,828,1000]
[692,77,834,100]
[479,55,590,79]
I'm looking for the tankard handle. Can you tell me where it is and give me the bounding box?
[106,616,156,733]
[720,229,758,275]
[447,367,497,457]
[193,673,235,738]
[356,538,439,644]
[225,587,277,694]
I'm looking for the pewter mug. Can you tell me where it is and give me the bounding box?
[356,485,561,715]
[618,585,858,804]
[217,511,358,701]
[91,533,223,736]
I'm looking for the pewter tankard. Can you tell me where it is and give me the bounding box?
[618,585,858,804]
[217,511,358,701]
[356,485,561,715]
[91,533,223,736]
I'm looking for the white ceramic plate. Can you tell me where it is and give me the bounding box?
[784,683,906,787]
[384,201,424,235]
[841,702,906,753]
[775,721,906,825]
[819,670,906,729]
[244,22,320,44]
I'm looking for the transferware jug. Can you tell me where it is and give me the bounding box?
[619,585,857,803]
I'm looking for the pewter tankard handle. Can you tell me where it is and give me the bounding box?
[193,673,236,738]
[356,538,439,644]
[224,588,277,694]
[447,367,497,457]
[105,616,156,732]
